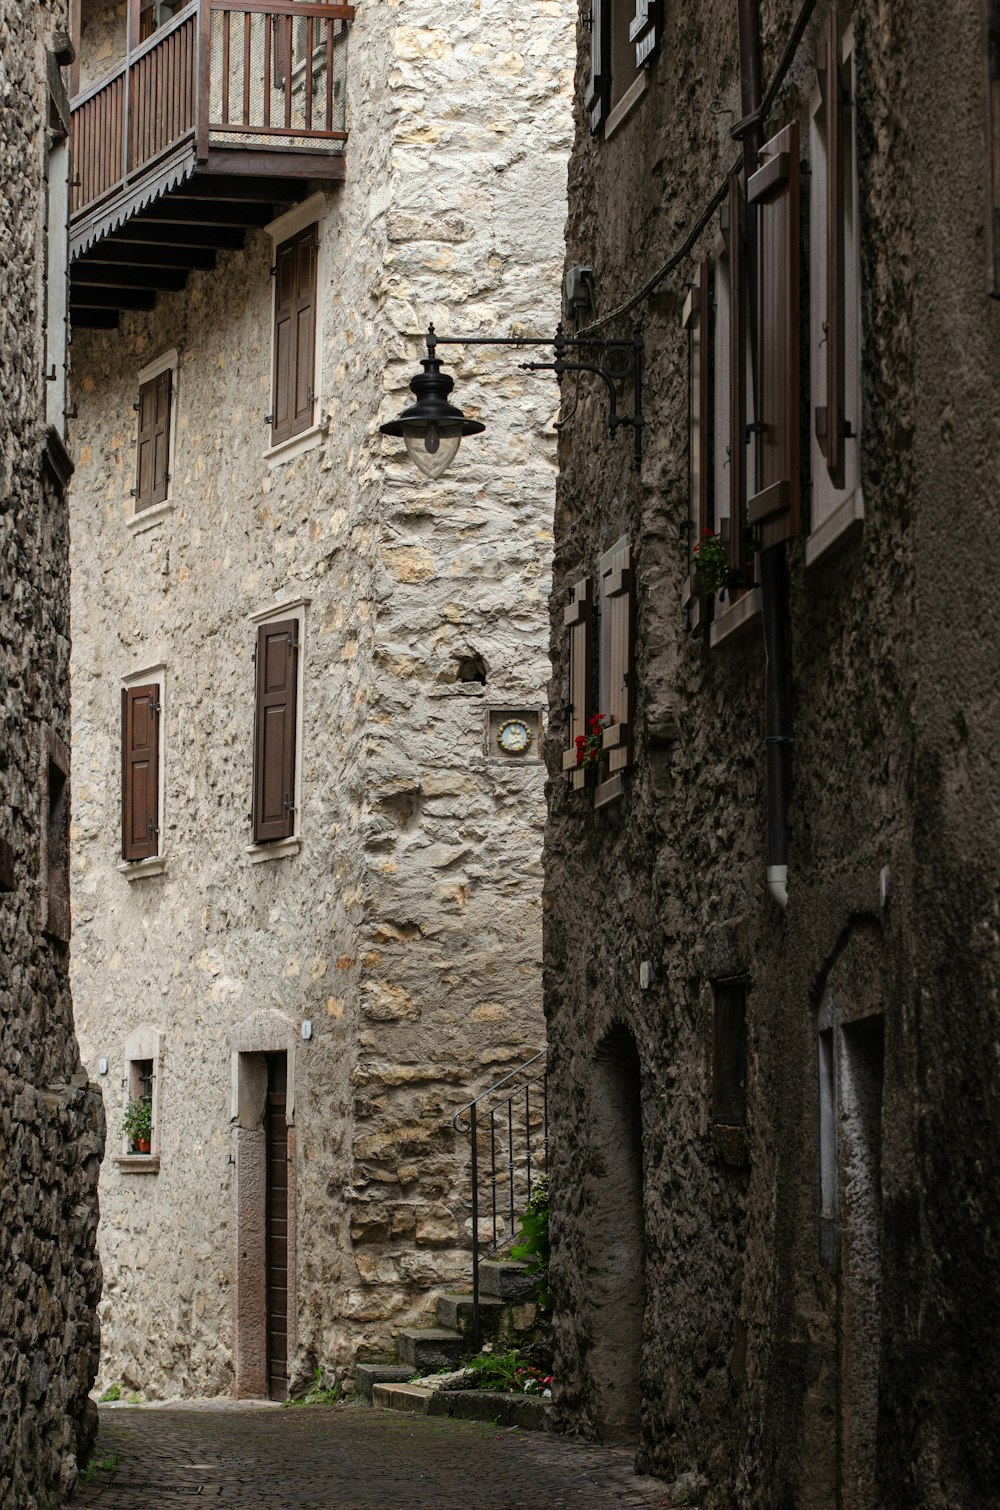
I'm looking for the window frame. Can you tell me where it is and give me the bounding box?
[264,194,327,467]
[130,348,179,533]
[117,1024,163,1173]
[247,596,309,864]
[119,663,167,880]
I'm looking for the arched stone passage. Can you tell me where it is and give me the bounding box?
[584,1024,646,1443]
[230,1009,298,1400]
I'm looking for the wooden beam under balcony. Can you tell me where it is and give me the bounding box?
[81,243,219,272]
[70,286,157,310]
[73,264,190,292]
[108,222,247,251]
[71,309,121,330]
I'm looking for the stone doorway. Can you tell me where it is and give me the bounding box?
[584,1025,646,1443]
[231,1011,297,1400]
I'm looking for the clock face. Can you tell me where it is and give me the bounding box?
[497,718,533,756]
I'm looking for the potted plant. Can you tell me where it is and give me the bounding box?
[691,528,731,596]
[574,713,610,774]
[122,1094,153,1154]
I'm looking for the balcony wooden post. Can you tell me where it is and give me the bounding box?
[197,0,211,161]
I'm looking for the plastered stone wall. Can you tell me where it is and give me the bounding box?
[0,4,105,1506]
[69,0,573,1397]
[544,3,1000,1507]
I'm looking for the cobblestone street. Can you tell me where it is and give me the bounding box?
[69,1402,672,1509]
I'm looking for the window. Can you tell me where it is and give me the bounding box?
[683,261,712,633]
[987,0,1000,294]
[121,669,164,874]
[586,1,661,136]
[712,983,747,1126]
[562,575,594,793]
[807,16,864,564]
[138,0,185,42]
[40,727,70,943]
[132,349,178,526]
[595,538,635,808]
[270,224,318,449]
[249,599,308,859]
[119,1025,163,1172]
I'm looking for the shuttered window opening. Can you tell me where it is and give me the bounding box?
[597,538,635,808]
[683,261,712,631]
[122,685,160,862]
[271,225,318,448]
[253,619,299,844]
[712,982,748,1126]
[562,576,594,792]
[135,368,171,511]
[747,121,801,549]
[585,0,609,132]
[810,15,863,535]
[588,1,661,132]
[987,0,1000,294]
[727,174,758,579]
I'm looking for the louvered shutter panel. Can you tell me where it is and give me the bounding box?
[271,238,296,446]
[747,122,801,548]
[988,0,1000,294]
[728,173,749,571]
[293,229,317,436]
[818,8,846,487]
[683,262,711,629]
[562,577,593,792]
[253,620,299,843]
[122,685,159,861]
[151,368,171,506]
[585,0,609,133]
[598,540,634,805]
[629,0,661,68]
[135,376,157,510]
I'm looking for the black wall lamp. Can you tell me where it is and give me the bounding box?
[380,323,645,480]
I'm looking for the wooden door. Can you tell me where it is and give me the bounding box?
[265,1053,289,1401]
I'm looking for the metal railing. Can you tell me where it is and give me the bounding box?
[71,0,353,221]
[452,1050,548,1349]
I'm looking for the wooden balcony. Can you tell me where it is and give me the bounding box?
[70,0,353,328]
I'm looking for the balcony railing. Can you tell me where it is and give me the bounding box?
[71,0,352,224]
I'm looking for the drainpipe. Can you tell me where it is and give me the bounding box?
[736,0,792,912]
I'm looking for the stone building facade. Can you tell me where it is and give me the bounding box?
[68,0,573,1399]
[544,2,1000,1507]
[0,3,105,1506]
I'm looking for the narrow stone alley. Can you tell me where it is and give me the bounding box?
[69,1403,672,1509]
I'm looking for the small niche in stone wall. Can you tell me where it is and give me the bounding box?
[486,707,545,765]
[0,837,14,892]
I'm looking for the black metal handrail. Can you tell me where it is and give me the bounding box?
[452,1050,547,1349]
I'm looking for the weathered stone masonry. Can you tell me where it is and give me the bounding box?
[69,1,574,1398]
[0,4,104,1507]
[544,3,1000,1507]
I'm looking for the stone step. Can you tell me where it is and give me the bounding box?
[435,1293,506,1337]
[478,1259,537,1302]
[427,1387,549,1432]
[397,1326,466,1371]
[354,1362,415,1403]
[371,1382,433,1415]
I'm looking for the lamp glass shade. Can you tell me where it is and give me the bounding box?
[405,426,462,480]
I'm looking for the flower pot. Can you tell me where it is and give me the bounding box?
[134,1138,151,1155]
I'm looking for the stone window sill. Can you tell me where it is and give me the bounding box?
[805,488,865,568]
[709,588,762,648]
[118,856,167,881]
[246,836,302,865]
[265,424,325,468]
[605,72,648,139]
[116,1155,160,1174]
[128,499,174,535]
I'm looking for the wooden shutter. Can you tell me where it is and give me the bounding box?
[135,368,170,511]
[629,0,661,68]
[585,0,609,133]
[988,0,1000,294]
[561,577,593,792]
[597,540,634,806]
[683,262,711,629]
[253,620,299,843]
[122,684,159,861]
[271,226,317,447]
[728,173,749,572]
[712,983,747,1126]
[747,122,801,548]
[817,8,846,487]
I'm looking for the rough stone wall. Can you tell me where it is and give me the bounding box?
[0,4,105,1506]
[69,1,573,1396]
[544,3,1000,1507]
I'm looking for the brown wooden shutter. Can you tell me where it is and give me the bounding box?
[683,262,711,629]
[817,8,846,487]
[253,620,299,843]
[629,0,661,68]
[988,0,1000,295]
[135,369,170,511]
[747,121,801,548]
[728,172,749,572]
[598,540,634,807]
[122,684,159,861]
[561,577,593,793]
[271,226,317,446]
[585,0,609,133]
